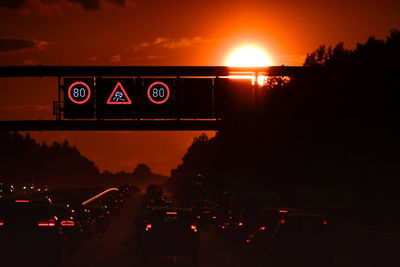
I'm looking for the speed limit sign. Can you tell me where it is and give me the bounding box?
[68,81,91,104]
[147,81,170,104]
[63,78,95,119]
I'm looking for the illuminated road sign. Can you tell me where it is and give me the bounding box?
[143,79,174,118]
[147,81,170,104]
[68,81,91,104]
[107,82,132,104]
[63,78,94,118]
[96,78,138,119]
[62,76,222,119]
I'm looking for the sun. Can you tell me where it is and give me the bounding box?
[226,45,272,67]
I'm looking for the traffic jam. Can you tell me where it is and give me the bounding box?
[135,184,333,266]
[0,183,138,266]
[1,181,333,266]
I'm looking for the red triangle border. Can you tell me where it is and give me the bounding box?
[106,82,132,105]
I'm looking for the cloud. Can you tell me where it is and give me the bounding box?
[110,54,121,62]
[132,36,218,50]
[0,37,51,54]
[23,59,41,65]
[0,104,52,111]
[0,0,26,9]
[276,54,306,66]
[0,0,135,14]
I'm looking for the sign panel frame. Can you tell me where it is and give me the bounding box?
[63,78,95,119]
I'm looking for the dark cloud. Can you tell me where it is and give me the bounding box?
[0,0,26,9]
[67,0,101,10]
[0,0,127,11]
[68,0,127,10]
[0,37,51,54]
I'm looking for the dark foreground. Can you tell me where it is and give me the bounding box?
[54,193,399,267]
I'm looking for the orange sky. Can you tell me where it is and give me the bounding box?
[0,0,399,175]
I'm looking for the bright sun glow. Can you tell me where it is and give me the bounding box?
[226,45,272,67]
[225,45,271,85]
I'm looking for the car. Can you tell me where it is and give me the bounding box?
[69,201,96,238]
[249,208,298,249]
[191,200,217,225]
[139,207,200,264]
[86,204,110,232]
[269,212,333,266]
[21,182,36,195]
[0,182,14,196]
[0,196,63,265]
[215,209,233,234]
[119,184,134,199]
[54,203,84,251]
[103,194,123,216]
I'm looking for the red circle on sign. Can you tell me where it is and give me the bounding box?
[147,81,170,104]
[68,81,91,104]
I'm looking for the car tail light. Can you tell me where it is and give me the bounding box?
[238,222,244,227]
[279,210,288,213]
[202,211,210,214]
[61,220,75,226]
[190,225,198,232]
[259,226,266,231]
[38,219,56,227]
[323,220,328,225]
[166,211,178,215]
[0,220,4,226]
[145,223,152,231]
[221,225,226,229]
[280,219,285,224]
[15,200,29,203]
[246,239,251,243]
[212,216,216,219]
[98,214,105,218]
[196,215,201,219]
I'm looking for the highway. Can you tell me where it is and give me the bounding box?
[56,192,400,267]
[59,193,269,267]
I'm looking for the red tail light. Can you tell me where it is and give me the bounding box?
[259,226,266,231]
[323,220,328,225]
[196,215,201,219]
[166,211,178,215]
[238,222,244,226]
[145,223,152,231]
[279,210,288,213]
[0,220,4,226]
[61,220,75,226]
[212,216,217,219]
[98,215,105,218]
[190,225,198,232]
[15,200,29,203]
[38,219,56,227]
[280,219,285,224]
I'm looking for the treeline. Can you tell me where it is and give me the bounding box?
[0,132,167,188]
[175,30,400,212]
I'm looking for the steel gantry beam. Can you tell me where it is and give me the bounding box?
[0,66,308,77]
[0,120,222,131]
[0,66,307,131]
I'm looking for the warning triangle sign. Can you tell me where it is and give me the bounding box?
[106,82,132,105]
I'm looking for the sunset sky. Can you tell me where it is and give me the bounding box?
[1,0,399,175]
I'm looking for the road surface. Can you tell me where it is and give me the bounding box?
[59,193,399,267]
